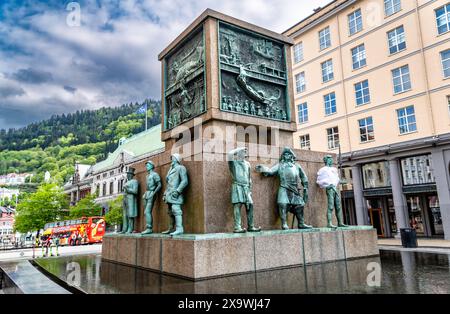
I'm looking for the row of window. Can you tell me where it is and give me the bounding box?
[294,1,450,66]
[296,42,450,96]
[297,63,415,121]
[299,104,418,150]
[96,179,124,197]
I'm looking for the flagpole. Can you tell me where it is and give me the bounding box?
[145,102,148,131]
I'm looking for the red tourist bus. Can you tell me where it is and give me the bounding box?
[42,216,106,246]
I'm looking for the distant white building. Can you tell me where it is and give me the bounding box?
[0,188,19,203]
[0,173,32,186]
[63,163,93,206]
[91,125,164,208]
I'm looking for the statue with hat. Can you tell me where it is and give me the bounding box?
[162,154,188,236]
[228,147,261,233]
[256,147,313,230]
[119,167,139,234]
[317,155,348,228]
[141,160,162,235]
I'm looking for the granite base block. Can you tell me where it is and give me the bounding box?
[101,226,379,280]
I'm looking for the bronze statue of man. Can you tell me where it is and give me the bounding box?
[141,161,162,235]
[256,147,312,230]
[119,168,139,234]
[317,155,348,228]
[228,147,261,233]
[162,154,188,236]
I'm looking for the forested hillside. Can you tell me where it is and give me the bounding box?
[0,99,161,184]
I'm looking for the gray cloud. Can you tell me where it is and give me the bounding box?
[0,0,333,130]
[9,68,54,84]
[0,85,26,97]
[63,85,77,93]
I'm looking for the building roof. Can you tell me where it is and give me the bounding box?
[92,124,164,174]
[283,0,347,37]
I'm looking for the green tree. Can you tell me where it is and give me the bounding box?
[14,183,69,233]
[68,193,102,219]
[105,195,123,227]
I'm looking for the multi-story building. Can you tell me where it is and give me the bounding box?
[63,163,93,206]
[0,206,15,244]
[284,0,450,239]
[91,124,164,209]
[0,188,19,204]
[0,173,32,186]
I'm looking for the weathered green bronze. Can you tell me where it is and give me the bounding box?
[256,147,312,230]
[228,147,261,233]
[141,161,162,235]
[219,22,289,121]
[317,155,348,229]
[119,168,139,234]
[162,154,189,236]
[164,28,206,130]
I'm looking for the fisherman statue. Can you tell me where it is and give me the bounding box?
[119,167,139,234]
[162,154,189,236]
[256,147,312,230]
[228,147,261,233]
[141,161,162,235]
[317,155,348,228]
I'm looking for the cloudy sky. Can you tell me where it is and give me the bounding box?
[0,0,332,130]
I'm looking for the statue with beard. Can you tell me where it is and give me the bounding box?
[256,147,313,230]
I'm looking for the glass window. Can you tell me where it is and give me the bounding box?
[384,0,401,16]
[341,167,353,191]
[387,26,406,54]
[298,103,308,124]
[327,126,339,150]
[440,49,450,78]
[354,80,371,106]
[392,65,411,94]
[351,44,367,70]
[362,161,391,189]
[321,59,334,82]
[348,9,363,35]
[401,155,435,185]
[397,105,417,134]
[294,42,304,64]
[300,134,311,150]
[319,26,331,50]
[324,92,337,115]
[435,4,450,35]
[109,182,113,195]
[359,117,375,142]
[295,72,306,93]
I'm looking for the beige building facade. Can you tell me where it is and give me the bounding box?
[285,0,450,239]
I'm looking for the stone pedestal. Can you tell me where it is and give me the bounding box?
[102,226,379,280]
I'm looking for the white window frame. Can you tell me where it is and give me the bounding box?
[298,102,308,124]
[300,134,311,150]
[327,127,340,150]
[392,65,411,94]
[324,92,337,116]
[440,49,450,78]
[387,26,406,55]
[321,59,334,83]
[295,72,306,93]
[384,0,401,16]
[351,44,367,70]
[348,9,363,36]
[294,42,304,64]
[319,26,331,50]
[435,3,450,35]
[358,117,375,143]
[354,80,371,106]
[397,105,417,134]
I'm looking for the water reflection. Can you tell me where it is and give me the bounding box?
[34,251,450,294]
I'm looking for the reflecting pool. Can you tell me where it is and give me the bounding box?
[34,250,450,294]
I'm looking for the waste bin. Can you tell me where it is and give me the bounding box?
[400,228,418,248]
